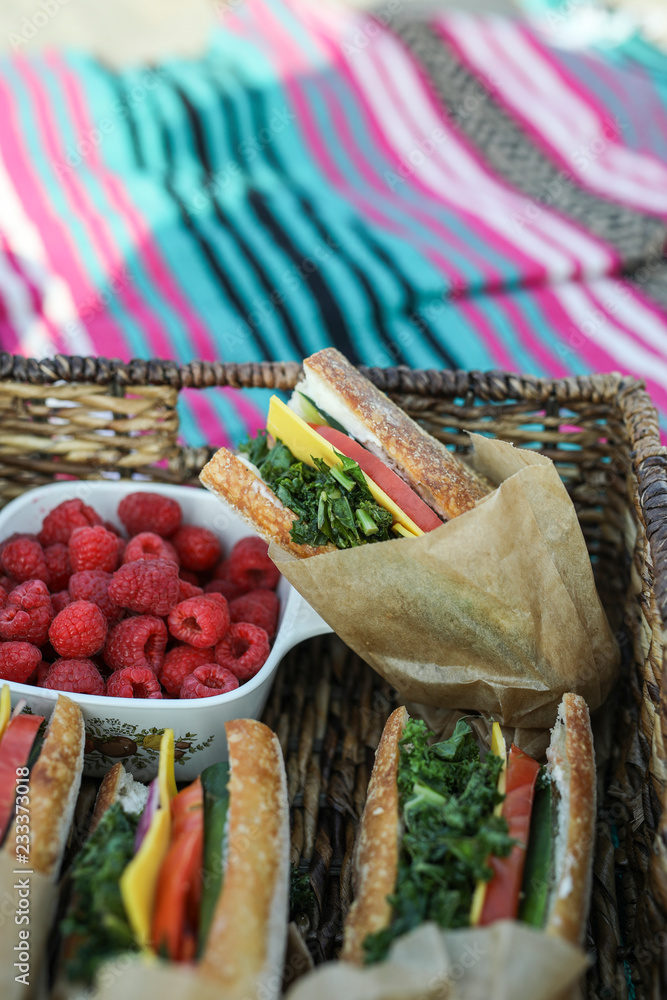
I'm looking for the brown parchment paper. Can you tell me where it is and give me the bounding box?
[0,851,58,1000]
[285,922,588,1000]
[271,433,619,729]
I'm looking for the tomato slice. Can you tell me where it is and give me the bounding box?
[311,425,443,532]
[478,744,541,925]
[152,778,204,960]
[0,714,44,841]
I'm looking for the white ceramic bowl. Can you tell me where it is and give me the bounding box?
[0,481,331,780]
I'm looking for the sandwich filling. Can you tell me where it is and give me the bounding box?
[363,718,552,964]
[362,718,514,963]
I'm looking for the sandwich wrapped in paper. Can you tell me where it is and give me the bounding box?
[201,348,619,728]
[286,693,594,1000]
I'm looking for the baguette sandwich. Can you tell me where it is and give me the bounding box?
[0,686,85,880]
[200,348,490,555]
[343,693,596,964]
[56,719,290,1000]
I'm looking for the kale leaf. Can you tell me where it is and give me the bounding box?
[60,802,140,983]
[241,432,395,548]
[363,718,514,964]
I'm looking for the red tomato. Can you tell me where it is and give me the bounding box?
[311,426,443,532]
[152,778,204,961]
[479,744,541,925]
[0,714,44,840]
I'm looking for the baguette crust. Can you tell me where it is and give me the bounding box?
[302,349,489,519]
[341,706,407,964]
[200,447,334,558]
[545,693,596,947]
[5,695,85,879]
[200,719,290,999]
[90,762,124,834]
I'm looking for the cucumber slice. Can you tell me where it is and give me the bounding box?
[296,392,349,436]
[198,762,230,954]
[519,777,554,928]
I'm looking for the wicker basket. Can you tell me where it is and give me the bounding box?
[0,353,665,998]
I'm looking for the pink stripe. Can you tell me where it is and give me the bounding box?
[181,389,232,449]
[15,57,173,359]
[50,53,220,365]
[0,234,60,350]
[534,284,667,415]
[491,290,569,376]
[583,282,667,363]
[451,295,516,369]
[0,68,126,352]
[221,386,265,435]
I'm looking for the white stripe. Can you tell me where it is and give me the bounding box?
[445,14,667,213]
[588,276,667,361]
[0,149,93,355]
[556,281,667,390]
[0,249,54,356]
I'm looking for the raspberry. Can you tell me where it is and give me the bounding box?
[123,532,179,566]
[214,622,270,683]
[180,664,239,699]
[2,537,49,584]
[178,578,203,601]
[204,578,245,602]
[44,658,105,696]
[108,559,179,617]
[0,642,42,683]
[69,570,122,621]
[49,601,108,658]
[102,520,123,537]
[35,660,52,687]
[69,525,120,574]
[179,570,199,587]
[44,543,71,592]
[229,589,279,639]
[228,538,280,591]
[39,499,102,547]
[0,585,7,608]
[107,667,163,699]
[51,590,72,614]
[118,492,182,538]
[158,646,214,695]
[0,580,54,645]
[105,616,167,674]
[170,525,222,572]
[0,576,17,593]
[168,595,229,649]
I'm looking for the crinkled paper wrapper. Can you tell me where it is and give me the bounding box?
[285,922,587,1000]
[271,434,619,728]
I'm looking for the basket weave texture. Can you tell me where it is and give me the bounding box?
[0,352,665,999]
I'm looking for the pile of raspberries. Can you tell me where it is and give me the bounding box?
[0,492,281,699]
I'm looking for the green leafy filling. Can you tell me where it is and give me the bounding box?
[362,719,514,964]
[60,802,139,983]
[239,431,395,548]
[290,866,315,921]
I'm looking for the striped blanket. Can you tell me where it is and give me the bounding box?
[1,0,667,445]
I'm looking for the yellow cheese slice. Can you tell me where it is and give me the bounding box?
[470,722,507,925]
[0,685,11,744]
[120,806,170,950]
[158,728,177,810]
[266,396,422,537]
